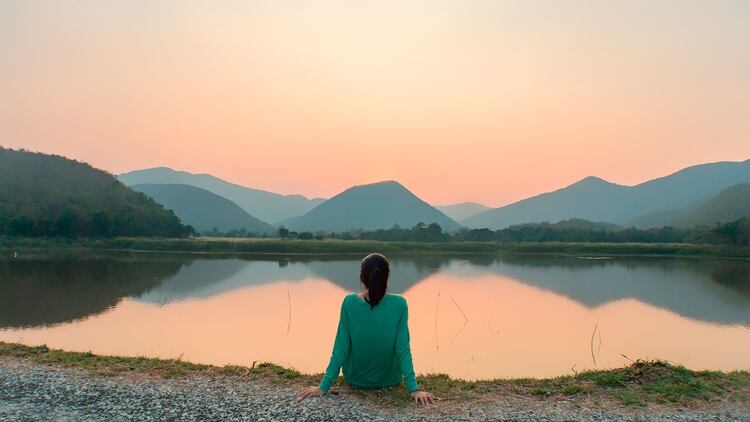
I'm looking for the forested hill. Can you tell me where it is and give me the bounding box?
[0,147,192,237]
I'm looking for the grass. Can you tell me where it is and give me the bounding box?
[0,342,307,381]
[2,342,747,407]
[2,237,749,259]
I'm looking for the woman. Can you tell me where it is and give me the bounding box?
[297,253,434,405]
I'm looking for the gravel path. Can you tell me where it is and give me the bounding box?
[1,357,748,421]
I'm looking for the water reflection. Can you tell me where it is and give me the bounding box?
[0,257,182,328]
[2,255,749,328]
[449,256,750,326]
[136,257,446,304]
[1,253,749,378]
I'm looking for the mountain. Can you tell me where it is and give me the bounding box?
[436,202,491,221]
[463,160,750,229]
[280,181,460,232]
[131,184,276,234]
[118,167,324,224]
[0,147,190,237]
[462,176,626,229]
[673,183,750,228]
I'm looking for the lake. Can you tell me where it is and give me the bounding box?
[1,253,749,380]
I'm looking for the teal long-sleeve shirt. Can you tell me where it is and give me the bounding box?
[318,293,419,394]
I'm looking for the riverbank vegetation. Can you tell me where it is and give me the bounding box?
[2,236,749,259]
[201,217,750,248]
[1,342,747,407]
[273,218,750,246]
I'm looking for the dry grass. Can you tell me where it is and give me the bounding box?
[2,342,747,409]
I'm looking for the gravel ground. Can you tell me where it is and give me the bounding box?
[1,357,748,421]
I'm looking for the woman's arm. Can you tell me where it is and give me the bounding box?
[318,297,351,394]
[395,299,419,393]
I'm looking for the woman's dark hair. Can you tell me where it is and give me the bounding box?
[360,253,390,308]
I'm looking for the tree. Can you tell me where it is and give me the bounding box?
[278,226,290,239]
[0,147,190,238]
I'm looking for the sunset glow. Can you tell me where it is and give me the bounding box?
[1,1,749,205]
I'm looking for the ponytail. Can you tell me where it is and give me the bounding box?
[366,267,387,307]
[360,253,390,308]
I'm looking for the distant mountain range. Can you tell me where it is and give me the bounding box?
[7,146,747,236]
[436,202,491,221]
[131,184,276,234]
[118,167,324,224]
[463,160,750,229]
[280,181,460,232]
[120,159,749,232]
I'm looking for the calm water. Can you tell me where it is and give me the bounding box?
[1,253,749,379]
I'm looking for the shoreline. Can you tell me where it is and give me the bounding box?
[2,237,750,260]
[1,342,748,410]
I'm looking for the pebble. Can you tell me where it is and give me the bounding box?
[0,358,747,421]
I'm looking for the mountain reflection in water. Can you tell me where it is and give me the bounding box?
[1,253,748,379]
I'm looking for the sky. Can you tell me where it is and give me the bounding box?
[1,1,749,206]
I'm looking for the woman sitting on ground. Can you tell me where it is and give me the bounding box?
[297,253,434,405]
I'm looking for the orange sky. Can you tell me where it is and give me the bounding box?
[1,1,749,206]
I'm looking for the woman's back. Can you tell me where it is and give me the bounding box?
[342,293,411,389]
[298,253,432,405]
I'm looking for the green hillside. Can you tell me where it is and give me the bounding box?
[131,184,276,234]
[0,147,191,238]
[674,183,750,227]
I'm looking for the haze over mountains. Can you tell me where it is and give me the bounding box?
[280,181,460,233]
[436,202,491,221]
[463,160,750,230]
[4,145,747,237]
[130,184,276,234]
[119,167,324,224]
[118,159,749,233]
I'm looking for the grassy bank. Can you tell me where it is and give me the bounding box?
[2,237,750,259]
[1,342,747,407]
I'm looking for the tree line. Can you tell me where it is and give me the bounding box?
[250,218,749,246]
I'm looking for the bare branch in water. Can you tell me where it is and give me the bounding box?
[435,290,440,352]
[286,287,291,336]
[450,296,469,344]
[450,319,468,344]
[590,323,599,367]
[451,297,469,323]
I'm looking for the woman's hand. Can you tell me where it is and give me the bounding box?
[410,390,434,405]
[297,386,323,401]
